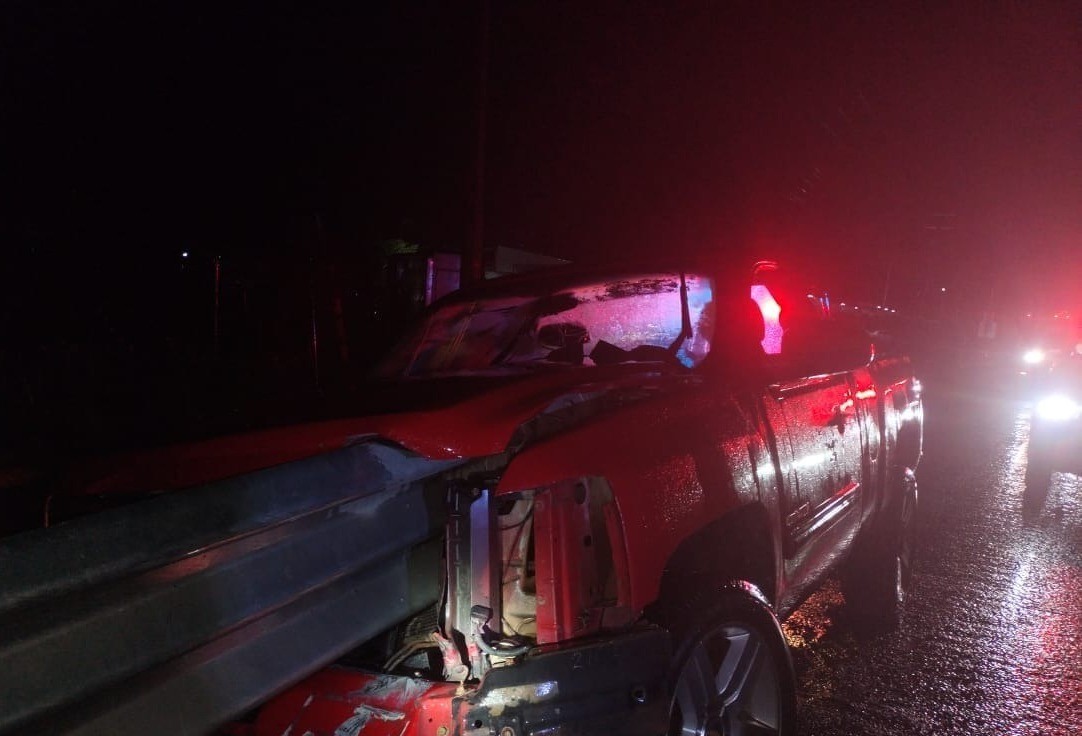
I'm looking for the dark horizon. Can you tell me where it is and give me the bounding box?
[4,3,1079,294]
[1,1,1079,457]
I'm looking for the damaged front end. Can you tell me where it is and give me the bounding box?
[243,476,671,736]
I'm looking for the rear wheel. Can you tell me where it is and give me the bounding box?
[664,585,796,736]
[1024,451,1052,495]
[1023,450,1053,513]
[842,470,918,630]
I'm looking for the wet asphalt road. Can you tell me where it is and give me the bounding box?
[785,374,1082,736]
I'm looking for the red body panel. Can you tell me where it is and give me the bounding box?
[67,366,680,498]
[251,669,458,736]
[497,376,763,616]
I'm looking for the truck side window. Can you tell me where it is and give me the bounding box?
[752,283,872,380]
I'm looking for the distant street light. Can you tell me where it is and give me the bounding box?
[940,287,947,293]
[181,251,190,258]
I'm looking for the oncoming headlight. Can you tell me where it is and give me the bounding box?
[1023,348,1046,365]
[1035,394,1082,422]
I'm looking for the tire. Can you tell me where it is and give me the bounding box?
[1023,451,1053,514]
[842,469,918,630]
[662,583,796,736]
[1024,451,1052,495]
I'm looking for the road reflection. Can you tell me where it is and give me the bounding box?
[785,395,1081,736]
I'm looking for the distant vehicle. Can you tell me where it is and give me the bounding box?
[2,260,924,736]
[1018,311,1082,376]
[1026,355,1082,493]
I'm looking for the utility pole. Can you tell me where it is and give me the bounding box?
[464,0,490,288]
[880,256,894,308]
[309,215,323,393]
[213,254,222,354]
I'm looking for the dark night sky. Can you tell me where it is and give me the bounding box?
[3,2,1079,308]
[485,3,1080,305]
[0,1,1079,454]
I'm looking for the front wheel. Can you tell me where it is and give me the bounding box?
[665,584,796,736]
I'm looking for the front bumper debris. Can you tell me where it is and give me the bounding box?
[248,627,672,736]
[460,627,671,736]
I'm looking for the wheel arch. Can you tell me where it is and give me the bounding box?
[648,502,780,616]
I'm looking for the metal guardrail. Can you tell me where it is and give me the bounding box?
[0,440,464,735]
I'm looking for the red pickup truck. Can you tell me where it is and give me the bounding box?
[0,260,922,736]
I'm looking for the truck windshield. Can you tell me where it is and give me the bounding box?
[376,272,715,378]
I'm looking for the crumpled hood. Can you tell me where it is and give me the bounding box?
[69,365,685,497]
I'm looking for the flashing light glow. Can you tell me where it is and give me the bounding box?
[750,284,783,355]
[1023,348,1046,365]
[1035,395,1081,422]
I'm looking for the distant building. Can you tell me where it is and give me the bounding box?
[486,246,569,278]
[424,245,570,305]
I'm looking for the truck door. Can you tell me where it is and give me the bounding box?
[748,276,870,590]
[775,374,864,560]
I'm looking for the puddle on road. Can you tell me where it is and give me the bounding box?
[788,400,1082,736]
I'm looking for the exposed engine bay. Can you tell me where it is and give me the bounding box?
[347,476,630,692]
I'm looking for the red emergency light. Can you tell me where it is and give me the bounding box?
[750,284,784,355]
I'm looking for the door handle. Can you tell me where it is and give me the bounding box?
[828,397,855,429]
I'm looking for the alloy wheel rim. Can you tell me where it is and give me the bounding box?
[672,623,782,736]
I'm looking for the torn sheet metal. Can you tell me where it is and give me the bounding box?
[334,704,406,736]
[254,669,455,736]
